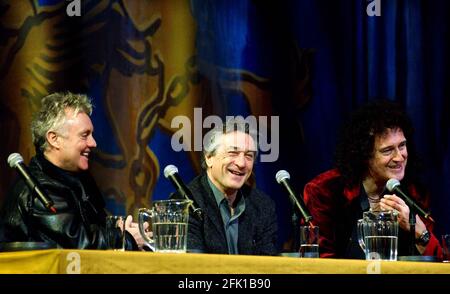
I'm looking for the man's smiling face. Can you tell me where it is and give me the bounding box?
[205,131,256,196]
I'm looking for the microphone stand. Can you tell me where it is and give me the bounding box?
[402,189,435,257]
[398,208,435,262]
[409,209,416,256]
[290,205,300,252]
[26,188,35,241]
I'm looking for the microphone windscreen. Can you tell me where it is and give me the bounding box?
[164,164,178,178]
[7,153,23,168]
[386,178,401,192]
[275,170,290,184]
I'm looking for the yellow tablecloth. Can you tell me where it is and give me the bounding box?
[0,249,449,274]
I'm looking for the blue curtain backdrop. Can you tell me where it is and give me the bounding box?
[1,0,449,251]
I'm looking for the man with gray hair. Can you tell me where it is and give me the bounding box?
[177,119,278,255]
[1,92,143,249]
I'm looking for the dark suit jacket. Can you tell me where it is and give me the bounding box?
[303,169,442,259]
[183,173,278,255]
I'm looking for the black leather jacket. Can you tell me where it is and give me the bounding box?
[1,152,135,249]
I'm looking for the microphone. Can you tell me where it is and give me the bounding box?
[276,170,313,224]
[164,165,203,221]
[386,178,434,222]
[7,153,56,213]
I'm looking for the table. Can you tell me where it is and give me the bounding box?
[1,249,449,274]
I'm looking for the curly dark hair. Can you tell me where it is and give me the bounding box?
[334,100,420,186]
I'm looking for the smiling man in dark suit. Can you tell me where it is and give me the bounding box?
[183,119,278,255]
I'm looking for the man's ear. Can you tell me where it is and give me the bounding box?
[46,131,60,149]
[205,154,213,168]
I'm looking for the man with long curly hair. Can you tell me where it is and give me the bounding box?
[304,100,441,259]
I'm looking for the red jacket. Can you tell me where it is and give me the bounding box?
[303,169,442,259]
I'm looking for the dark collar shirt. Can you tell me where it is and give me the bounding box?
[207,177,245,254]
